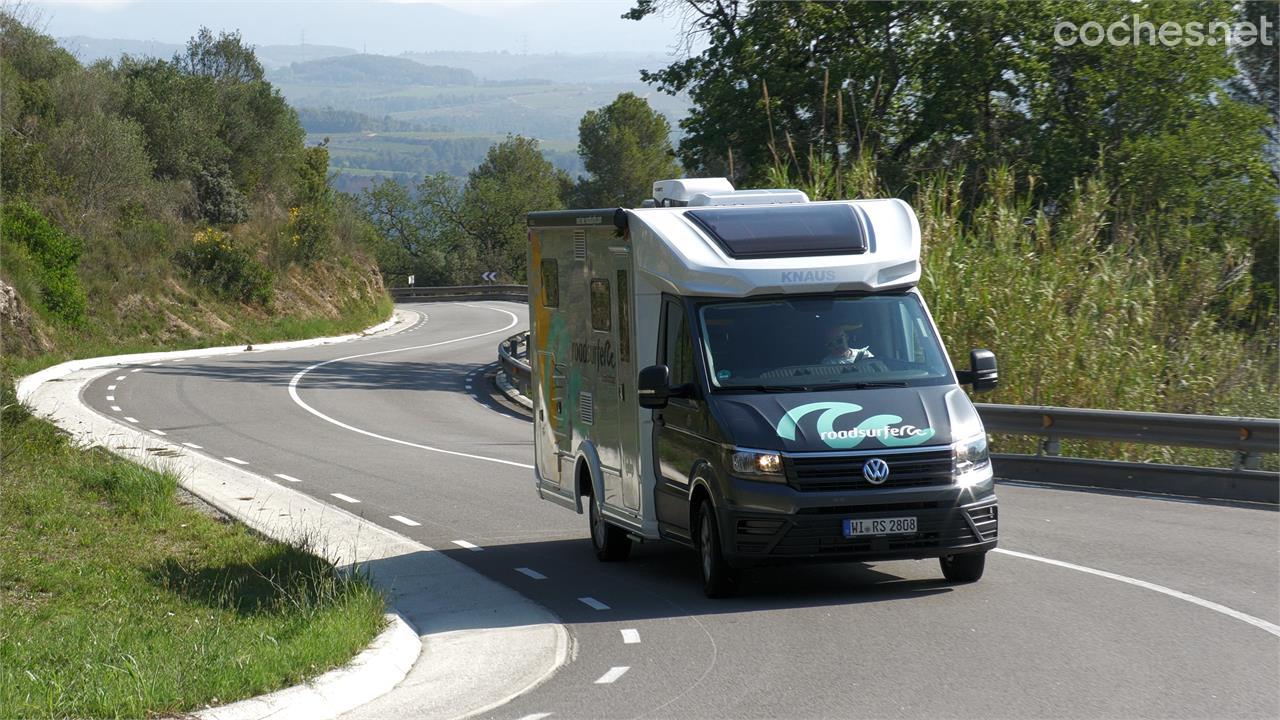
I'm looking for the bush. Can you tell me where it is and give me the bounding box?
[194,163,249,225]
[175,228,273,306]
[0,200,86,323]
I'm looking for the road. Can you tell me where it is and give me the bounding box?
[84,301,1280,719]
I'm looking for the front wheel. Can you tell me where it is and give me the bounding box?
[696,501,737,598]
[940,551,986,582]
[588,492,631,561]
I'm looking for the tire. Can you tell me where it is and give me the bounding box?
[940,551,986,582]
[696,500,737,598]
[588,491,631,561]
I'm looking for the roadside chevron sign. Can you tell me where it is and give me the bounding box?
[482,271,498,282]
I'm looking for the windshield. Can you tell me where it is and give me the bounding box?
[698,294,953,390]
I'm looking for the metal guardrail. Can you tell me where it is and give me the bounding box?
[495,331,1278,503]
[391,285,528,302]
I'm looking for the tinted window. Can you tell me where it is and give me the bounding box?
[590,279,610,331]
[685,203,867,259]
[540,259,559,307]
[616,270,631,364]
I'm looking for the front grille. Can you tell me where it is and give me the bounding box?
[785,448,953,492]
[731,505,993,559]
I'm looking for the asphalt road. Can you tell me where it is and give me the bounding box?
[84,301,1280,720]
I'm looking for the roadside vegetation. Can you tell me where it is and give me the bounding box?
[0,388,386,719]
[0,13,391,716]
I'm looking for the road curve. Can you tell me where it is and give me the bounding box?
[84,301,1280,720]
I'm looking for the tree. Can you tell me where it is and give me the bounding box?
[574,92,681,207]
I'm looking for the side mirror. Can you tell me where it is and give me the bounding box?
[638,365,672,409]
[958,349,998,392]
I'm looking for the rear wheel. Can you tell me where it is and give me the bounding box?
[696,500,737,598]
[588,491,631,561]
[940,551,986,582]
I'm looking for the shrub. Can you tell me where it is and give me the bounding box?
[194,163,249,225]
[0,200,86,323]
[175,228,273,306]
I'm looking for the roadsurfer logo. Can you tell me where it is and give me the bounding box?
[775,401,935,449]
[571,338,615,371]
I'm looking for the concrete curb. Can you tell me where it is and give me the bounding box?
[495,370,533,411]
[18,310,569,720]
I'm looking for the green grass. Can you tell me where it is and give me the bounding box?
[0,391,386,719]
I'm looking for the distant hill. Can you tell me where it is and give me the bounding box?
[400,50,678,84]
[56,36,357,69]
[270,54,476,85]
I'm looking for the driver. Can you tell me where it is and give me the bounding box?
[822,325,875,365]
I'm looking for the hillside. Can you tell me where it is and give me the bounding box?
[270,53,477,85]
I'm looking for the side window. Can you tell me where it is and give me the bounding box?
[590,278,610,331]
[665,302,695,386]
[540,259,559,308]
[616,270,630,364]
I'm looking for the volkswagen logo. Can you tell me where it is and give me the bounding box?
[862,458,890,485]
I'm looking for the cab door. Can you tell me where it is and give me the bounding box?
[653,298,706,540]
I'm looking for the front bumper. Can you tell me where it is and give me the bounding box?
[719,477,998,566]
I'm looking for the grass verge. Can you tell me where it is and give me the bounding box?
[0,383,387,719]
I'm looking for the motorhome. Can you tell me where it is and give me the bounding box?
[527,178,999,597]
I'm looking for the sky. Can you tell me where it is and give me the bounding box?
[24,0,699,55]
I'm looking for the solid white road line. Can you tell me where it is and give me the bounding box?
[621,628,641,644]
[452,540,482,551]
[578,597,610,611]
[287,305,535,470]
[224,456,249,465]
[150,429,166,436]
[123,416,138,423]
[994,548,1280,638]
[110,405,121,411]
[390,515,421,527]
[274,473,302,483]
[515,567,547,580]
[594,666,630,684]
[331,493,360,504]
[182,442,202,449]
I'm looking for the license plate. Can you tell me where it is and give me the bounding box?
[843,516,917,537]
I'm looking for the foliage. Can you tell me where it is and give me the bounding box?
[0,201,86,324]
[280,143,336,262]
[195,163,250,225]
[175,228,274,306]
[360,135,569,284]
[574,92,681,207]
[271,54,477,85]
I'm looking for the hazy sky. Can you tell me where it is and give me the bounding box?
[25,0,699,55]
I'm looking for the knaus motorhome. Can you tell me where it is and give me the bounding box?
[527,178,1000,597]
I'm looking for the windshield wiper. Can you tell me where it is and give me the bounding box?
[823,381,909,390]
[738,384,812,393]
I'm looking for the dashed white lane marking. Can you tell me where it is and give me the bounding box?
[150,429,166,436]
[515,714,552,720]
[182,442,202,449]
[223,456,249,465]
[106,395,115,401]
[515,567,547,580]
[149,362,162,366]
[452,540,482,551]
[994,548,1280,638]
[621,628,641,644]
[578,597,610,611]
[390,515,421,527]
[594,666,630,684]
[123,417,138,423]
[331,493,360,504]
[274,473,302,483]
[287,305,534,470]
[107,385,116,390]
[130,368,141,373]
[110,405,121,411]
[115,375,125,380]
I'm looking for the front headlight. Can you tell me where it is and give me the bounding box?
[952,433,993,487]
[729,447,785,482]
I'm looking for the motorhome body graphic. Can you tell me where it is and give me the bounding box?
[775,401,936,449]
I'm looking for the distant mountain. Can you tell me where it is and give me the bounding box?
[269,54,476,86]
[399,50,678,85]
[56,35,357,69]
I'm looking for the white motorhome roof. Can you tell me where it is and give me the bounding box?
[626,198,921,297]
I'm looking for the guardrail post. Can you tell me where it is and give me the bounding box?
[1039,437,1060,456]
[1238,451,1262,471]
